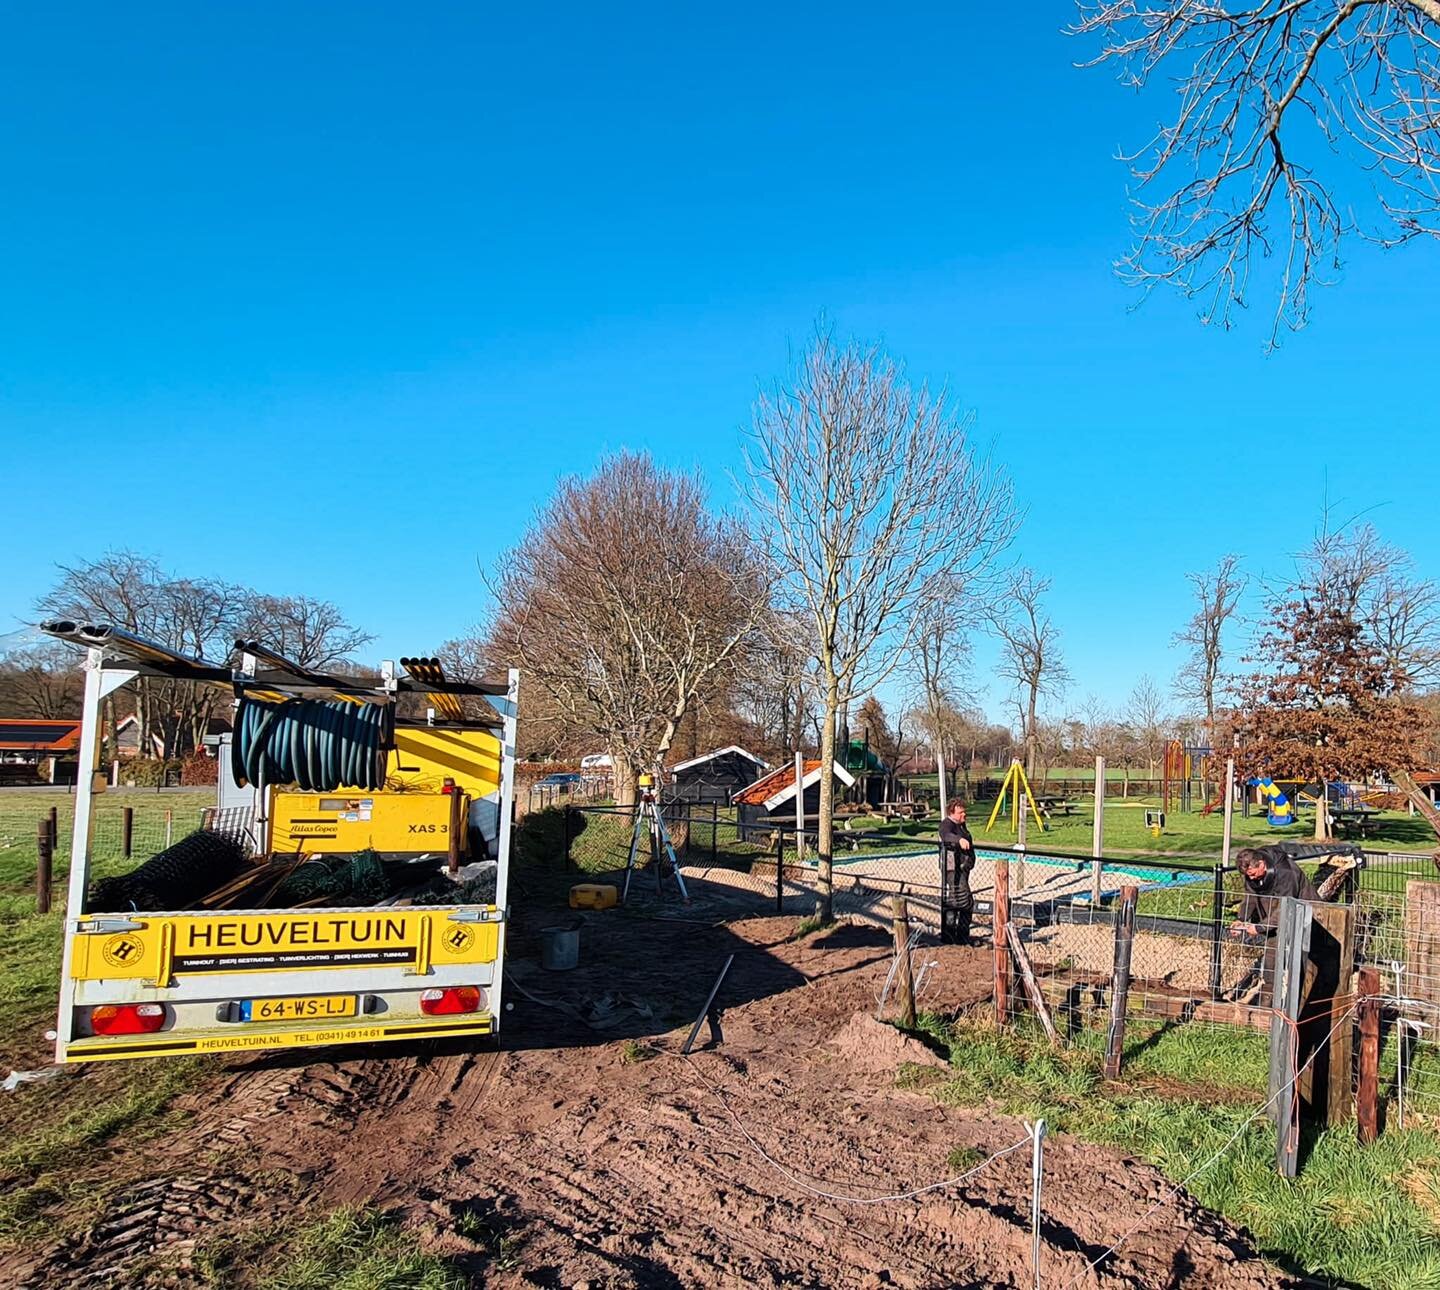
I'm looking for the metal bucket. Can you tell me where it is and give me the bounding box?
[539,923,580,971]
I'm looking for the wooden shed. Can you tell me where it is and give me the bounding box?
[668,746,769,804]
[732,758,856,825]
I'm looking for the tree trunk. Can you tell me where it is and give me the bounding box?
[1025,683,1039,781]
[1314,781,1330,841]
[612,752,639,808]
[816,678,839,923]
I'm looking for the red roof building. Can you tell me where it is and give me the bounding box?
[0,718,83,785]
[0,719,82,753]
[732,758,855,815]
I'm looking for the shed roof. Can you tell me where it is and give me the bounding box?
[732,758,855,810]
[670,745,768,775]
[0,719,82,752]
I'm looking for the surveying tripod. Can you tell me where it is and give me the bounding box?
[621,774,691,906]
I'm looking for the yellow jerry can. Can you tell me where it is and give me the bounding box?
[569,883,618,911]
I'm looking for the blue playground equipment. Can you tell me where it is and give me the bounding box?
[1249,777,1296,826]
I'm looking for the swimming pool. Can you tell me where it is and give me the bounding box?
[808,845,1209,889]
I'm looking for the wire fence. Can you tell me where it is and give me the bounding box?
[550,802,1440,1124]
[0,793,212,912]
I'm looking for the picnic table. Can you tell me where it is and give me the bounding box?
[1331,805,1382,838]
[1033,795,1080,818]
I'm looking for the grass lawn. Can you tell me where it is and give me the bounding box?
[198,1206,466,1289]
[0,789,217,1250]
[911,1013,1440,1289]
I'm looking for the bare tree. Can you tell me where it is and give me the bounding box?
[1075,2,1440,343]
[39,552,373,759]
[0,642,84,718]
[744,331,1017,920]
[1175,554,1246,731]
[730,611,819,760]
[1301,519,1440,687]
[490,452,770,805]
[987,570,1069,781]
[39,554,242,759]
[240,595,375,669]
[1127,674,1169,777]
[905,588,976,806]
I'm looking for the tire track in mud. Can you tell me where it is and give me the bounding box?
[13,919,1305,1289]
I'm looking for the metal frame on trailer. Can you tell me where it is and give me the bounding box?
[41,619,519,1063]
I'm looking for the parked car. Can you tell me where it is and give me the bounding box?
[535,772,582,789]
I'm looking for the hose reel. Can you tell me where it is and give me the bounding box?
[232,696,392,792]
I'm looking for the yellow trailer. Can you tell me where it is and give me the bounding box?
[41,622,517,1064]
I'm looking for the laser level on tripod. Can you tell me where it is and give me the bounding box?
[621,772,691,906]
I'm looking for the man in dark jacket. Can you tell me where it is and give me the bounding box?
[1232,846,1321,936]
[1230,846,1322,1004]
[939,798,976,945]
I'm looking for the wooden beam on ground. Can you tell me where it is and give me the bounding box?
[1007,923,1060,1048]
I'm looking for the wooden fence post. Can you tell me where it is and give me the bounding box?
[122,805,134,858]
[1304,903,1356,1128]
[1208,863,1226,1001]
[994,857,1011,1025]
[48,805,58,855]
[1103,884,1138,1079]
[36,819,53,915]
[1357,966,1381,1145]
[1091,755,1104,903]
[775,834,786,915]
[891,895,916,1028]
[1269,897,1312,1179]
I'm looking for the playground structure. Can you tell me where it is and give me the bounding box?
[984,758,1046,834]
[1161,740,1213,814]
[1249,776,1297,826]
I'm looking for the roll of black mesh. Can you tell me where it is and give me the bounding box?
[87,829,249,914]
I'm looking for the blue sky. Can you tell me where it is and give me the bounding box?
[2,5,1435,722]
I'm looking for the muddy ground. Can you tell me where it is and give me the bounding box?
[4,875,1307,1289]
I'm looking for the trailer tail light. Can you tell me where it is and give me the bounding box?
[90,1003,165,1036]
[419,986,482,1016]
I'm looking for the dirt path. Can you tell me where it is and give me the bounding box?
[8,899,1305,1289]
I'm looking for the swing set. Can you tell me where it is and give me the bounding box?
[984,758,1047,834]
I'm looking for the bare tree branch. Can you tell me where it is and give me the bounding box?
[1074,1,1440,344]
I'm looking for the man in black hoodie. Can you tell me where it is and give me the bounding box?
[1232,846,1321,937]
[1230,846,1322,1004]
[939,798,976,945]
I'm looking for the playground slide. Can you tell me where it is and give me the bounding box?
[1248,777,1295,826]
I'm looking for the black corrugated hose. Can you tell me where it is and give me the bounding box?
[232,696,391,792]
